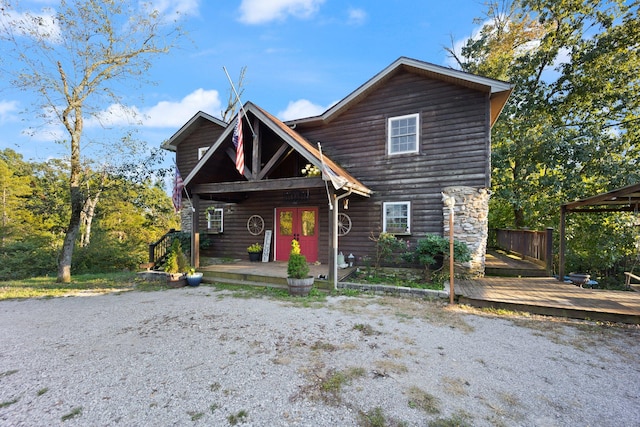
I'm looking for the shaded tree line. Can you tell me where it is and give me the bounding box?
[449,0,640,286]
[0,149,179,280]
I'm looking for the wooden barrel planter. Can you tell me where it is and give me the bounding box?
[287,277,314,296]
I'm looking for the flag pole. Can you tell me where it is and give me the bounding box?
[223,66,256,137]
[318,142,333,210]
[174,161,195,212]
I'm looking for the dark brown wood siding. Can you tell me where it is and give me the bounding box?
[176,121,226,179]
[196,188,331,263]
[296,69,491,261]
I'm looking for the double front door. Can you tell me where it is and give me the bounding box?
[275,207,318,263]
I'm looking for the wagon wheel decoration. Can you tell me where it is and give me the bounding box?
[247,215,265,236]
[337,213,352,236]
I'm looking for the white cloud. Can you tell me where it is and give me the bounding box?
[278,99,329,121]
[144,0,200,21]
[347,8,367,26]
[238,0,325,24]
[0,100,19,124]
[87,88,221,128]
[0,8,61,42]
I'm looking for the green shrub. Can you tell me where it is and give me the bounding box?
[164,239,189,273]
[403,234,471,280]
[369,231,407,271]
[287,240,309,278]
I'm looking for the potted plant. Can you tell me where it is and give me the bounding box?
[286,239,313,296]
[185,267,203,286]
[164,239,189,287]
[247,242,263,262]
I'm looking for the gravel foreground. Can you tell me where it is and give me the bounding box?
[0,286,638,427]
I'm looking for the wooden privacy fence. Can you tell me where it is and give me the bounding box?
[494,228,554,275]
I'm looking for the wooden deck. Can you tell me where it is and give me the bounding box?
[485,249,547,277]
[456,277,640,324]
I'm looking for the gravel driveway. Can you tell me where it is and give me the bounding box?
[0,286,638,426]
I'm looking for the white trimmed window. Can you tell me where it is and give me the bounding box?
[198,146,210,160]
[383,202,411,234]
[207,208,224,233]
[388,113,419,155]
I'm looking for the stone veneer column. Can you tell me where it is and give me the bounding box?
[180,200,192,233]
[442,186,490,277]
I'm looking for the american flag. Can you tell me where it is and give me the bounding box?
[172,166,183,212]
[233,110,244,175]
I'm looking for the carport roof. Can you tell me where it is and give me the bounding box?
[563,183,640,212]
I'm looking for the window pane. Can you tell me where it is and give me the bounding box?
[301,210,315,236]
[389,115,417,154]
[384,202,409,233]
[279,211,293,236]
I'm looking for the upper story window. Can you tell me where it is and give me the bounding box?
[207,208,224,233]
[388,113,419,155]
[198,146,210,160]
[383,201,411,235]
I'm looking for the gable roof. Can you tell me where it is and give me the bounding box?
[183,102,371,197]
[286,56,513,127]
[161,111,227,152]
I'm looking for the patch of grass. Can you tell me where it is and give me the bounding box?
[374,359,408,374]
[227,409,248,425]
[353,323,379,336]
[0,272,136,300]
[336,288,361,297]
[359,406,386,427]
[348,269,445,290]
[37,387,49,396]
[188,411,204,421]
[209,403,219,413]
[61,406,82,421]
[428,410,473,427]
[0,398,19,409]
[210,382,221,392]
[441,376,469,396]
[0,369,18,377]
[294,366,367,406]
[310,340,339,352]
[407,386,440,414]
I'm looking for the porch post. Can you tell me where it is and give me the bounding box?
[328,199,335,285]
[558,205,566,281]
[192,194,200,268]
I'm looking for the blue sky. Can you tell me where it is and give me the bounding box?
[0,0,487,164]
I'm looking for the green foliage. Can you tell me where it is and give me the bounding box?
[164,239,189,274]
[247,242,263,253]
[287,240,309,279]
[0,237,58,280]
[369,231,407,270]
[449,0,639,279]
[404,234,471,268]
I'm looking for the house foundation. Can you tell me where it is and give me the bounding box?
[442,186,490,277]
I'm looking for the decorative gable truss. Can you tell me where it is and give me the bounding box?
[182,102,371,198]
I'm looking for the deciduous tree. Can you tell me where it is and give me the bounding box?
[0,0,185,282]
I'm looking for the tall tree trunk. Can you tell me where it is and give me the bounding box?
[57,106,83,283]
[58,184,83,282]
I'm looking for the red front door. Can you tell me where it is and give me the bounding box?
[275,207,319,262]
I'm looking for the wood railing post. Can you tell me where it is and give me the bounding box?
[545,227,553,276]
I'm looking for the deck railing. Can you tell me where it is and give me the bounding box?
[494,228,554,275]
[148,229,179,269]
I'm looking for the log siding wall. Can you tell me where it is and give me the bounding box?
[177,68,493,265]
[295,70,491,259]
